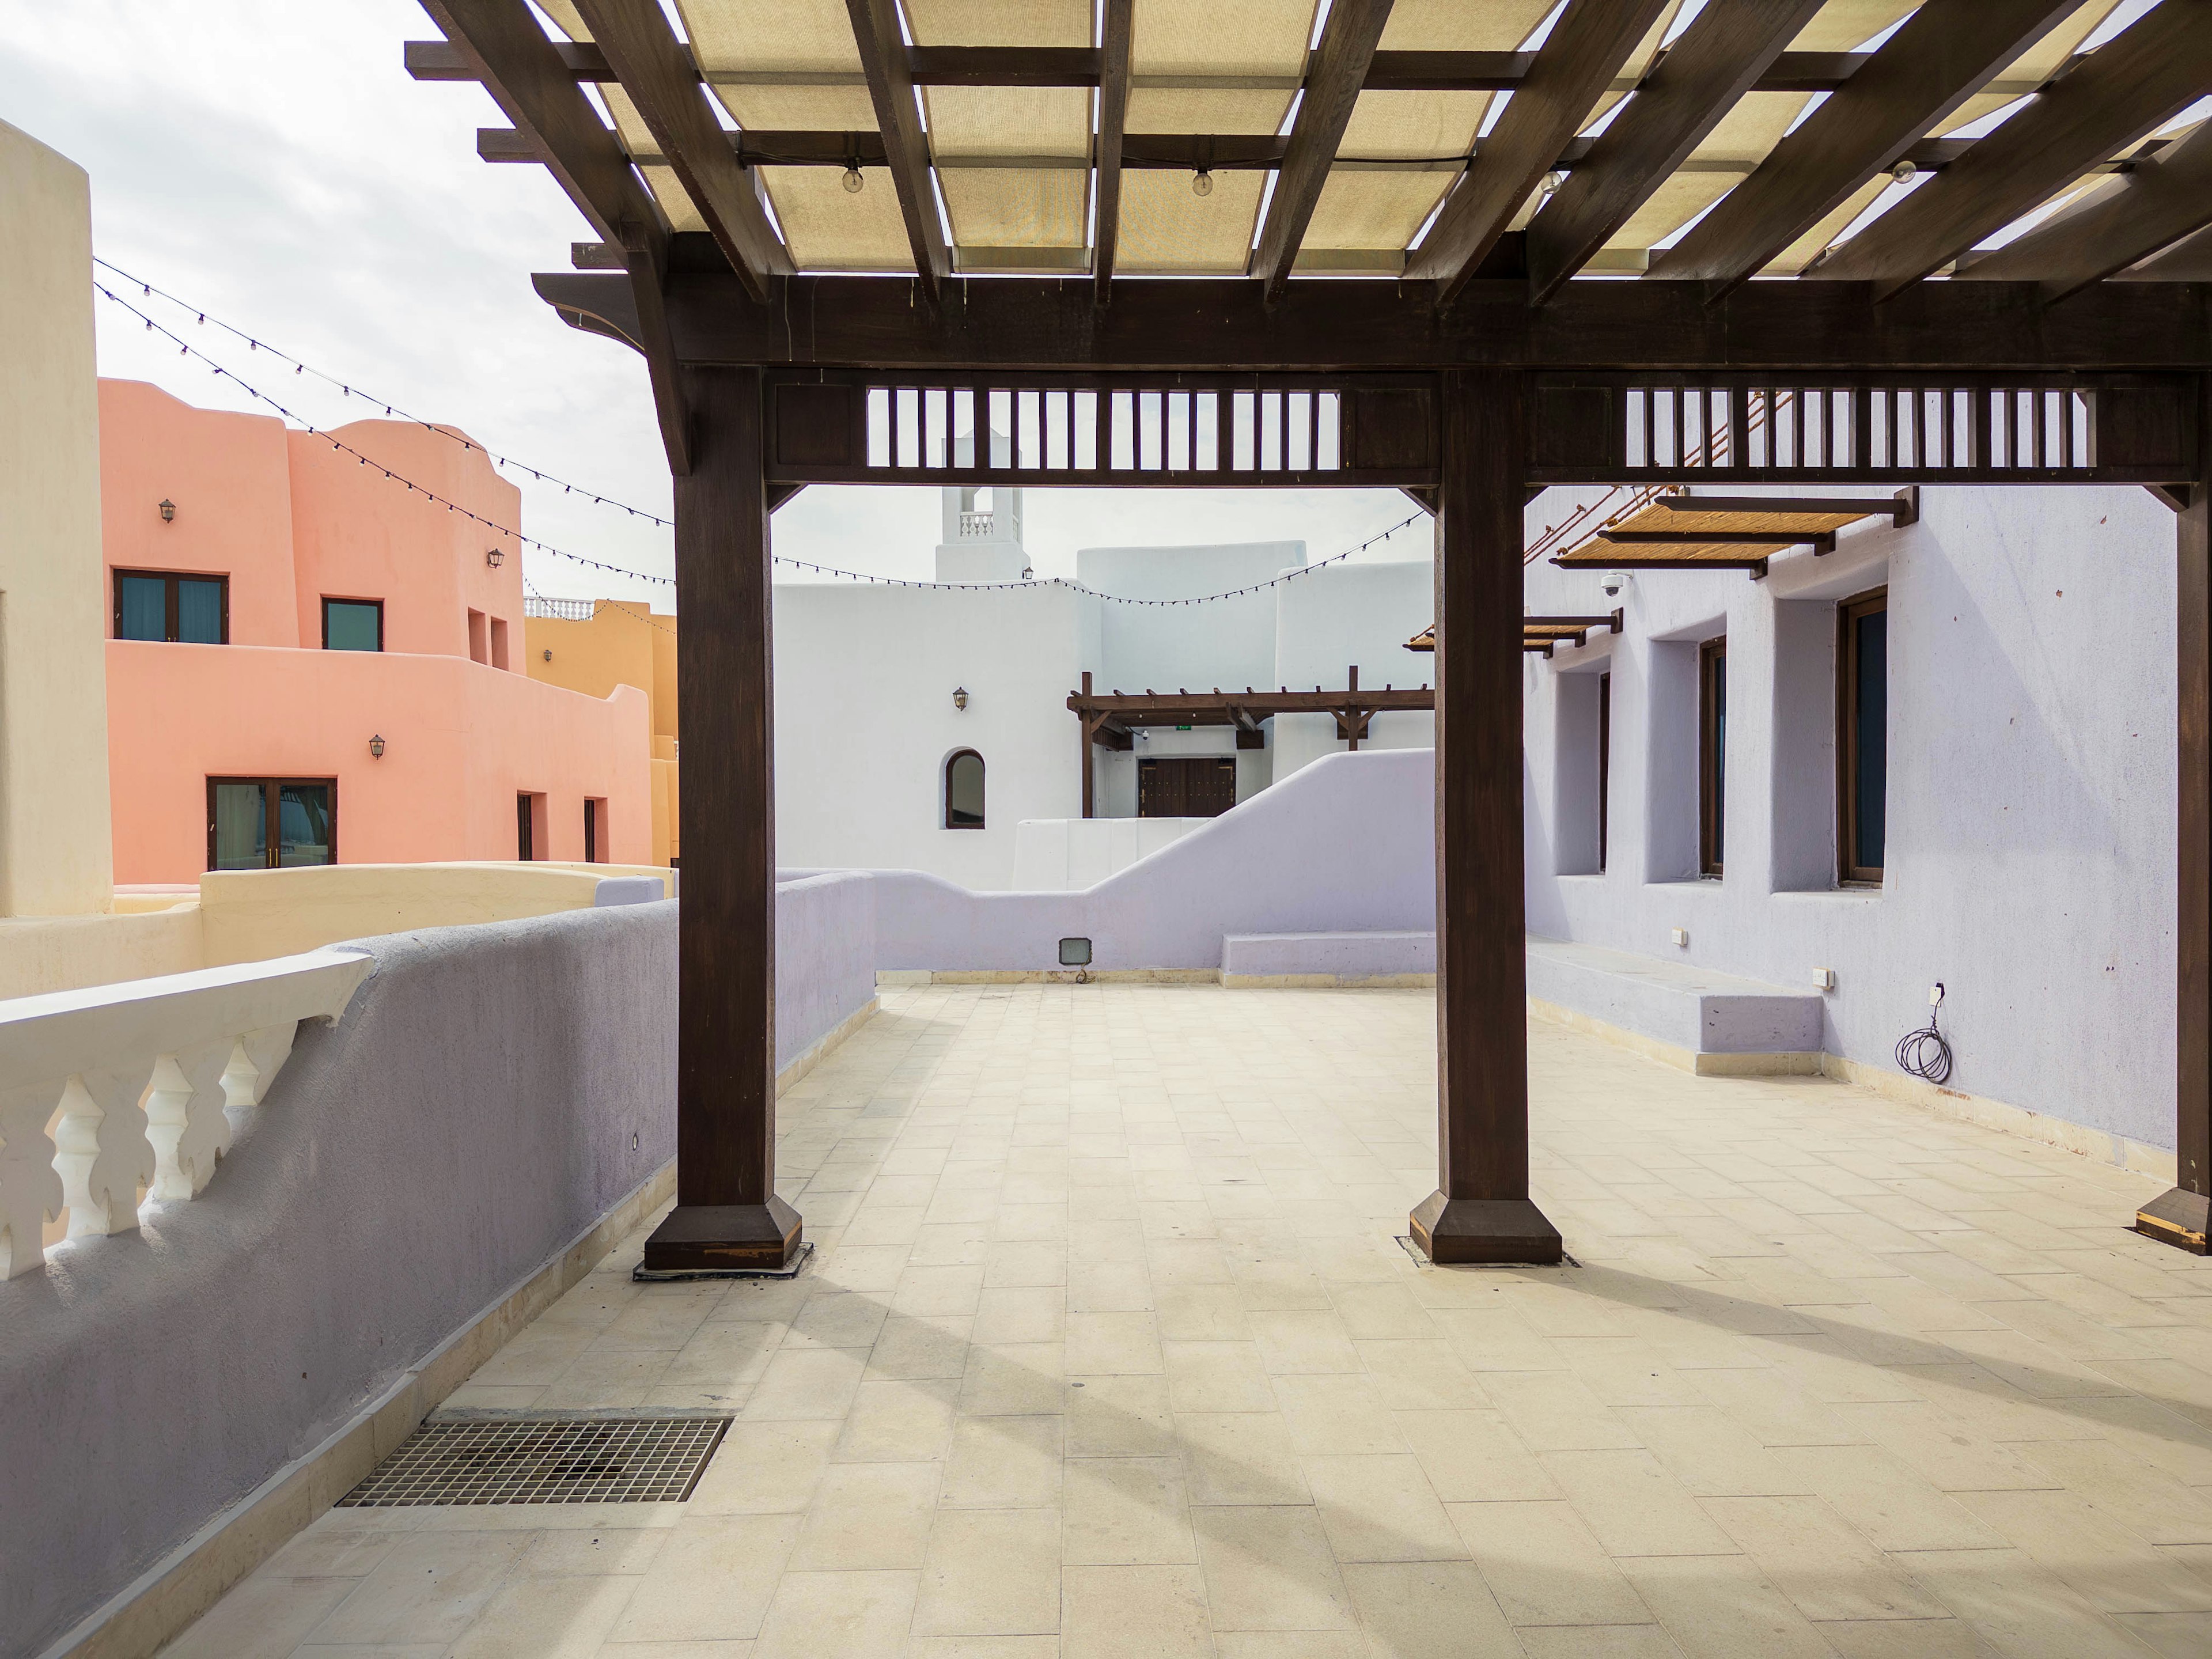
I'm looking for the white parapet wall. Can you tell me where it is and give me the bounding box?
[0,948,372,1278]
[1009,816,1207,891]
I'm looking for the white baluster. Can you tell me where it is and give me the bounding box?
[54,1065,157,1238]
[224,1023,298,1107]
[0,1080,67,1278]
[144,1039,236,1202]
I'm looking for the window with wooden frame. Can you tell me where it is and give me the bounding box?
[206,778,336,870]
[115,570,228,643]
[322,597,384,652]
[1838,588,1888,885]
[1699,637,1727,877]
[1597,671,1611,873]
[945,750,986,828]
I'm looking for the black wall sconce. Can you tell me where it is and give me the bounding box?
[158,499,175,522]
[368,733,387,759]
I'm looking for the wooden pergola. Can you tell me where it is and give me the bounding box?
[414,0,2212,1267]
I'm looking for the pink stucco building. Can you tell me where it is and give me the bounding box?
[100,380,651,884]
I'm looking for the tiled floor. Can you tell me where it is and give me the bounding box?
[165,983,2212,1658]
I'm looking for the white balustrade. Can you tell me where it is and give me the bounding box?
[0,949,370,1277]
[958,510,995,539]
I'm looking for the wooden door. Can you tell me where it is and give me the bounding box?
[1138,756,1237,818]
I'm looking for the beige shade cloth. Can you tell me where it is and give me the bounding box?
[1555,538,1792,565]
[1118,169,1267,272]
[764,166,915,270]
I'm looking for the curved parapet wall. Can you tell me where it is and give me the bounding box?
[869,747,1435,972]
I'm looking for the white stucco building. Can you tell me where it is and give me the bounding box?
[772,485,1435,889]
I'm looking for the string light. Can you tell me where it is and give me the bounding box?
[92,257,676,528]
[92,279,1430,608]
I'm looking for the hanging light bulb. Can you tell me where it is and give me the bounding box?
[842,163,865,194]
[1889,158,1918,183]
[1191,168,1214,198]
[1539,170,1565,198]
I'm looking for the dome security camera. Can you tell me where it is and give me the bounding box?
[1602,571,1628,597]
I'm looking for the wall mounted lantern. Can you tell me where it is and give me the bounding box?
[158,499,175,522]
[368,733,387,759]
[486,547,505,567]
[952,686,969,711]
[543,647,553,662]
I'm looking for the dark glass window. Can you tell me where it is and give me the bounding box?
[1840,589,1888,884]
[115,570,228,643]
[207,778,335,870]
[323,598,384,652]
[945,750,985,828]
[1700,637,1727,877]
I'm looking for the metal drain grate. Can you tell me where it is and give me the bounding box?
[338,1413,731,1507]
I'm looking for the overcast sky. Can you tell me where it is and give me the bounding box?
[0,0,1428,612]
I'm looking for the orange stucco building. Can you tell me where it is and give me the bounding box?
[525,599,680,865]
[100,379,653,884]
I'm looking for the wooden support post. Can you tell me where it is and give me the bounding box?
[1081,670,1096,819]
[1410,369,1564,1266]
[2141,374,2212,1255]
[642,366,801,1272]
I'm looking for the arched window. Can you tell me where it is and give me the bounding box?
[945,749,985,829]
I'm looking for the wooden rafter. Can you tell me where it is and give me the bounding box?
[1960,124,2212,302]
[844,0,950,305]
[1252,0,1396,302]
[1094,0,1132,304]
[1405,0,1673,302]
[570,0,786,305]
[1816,3,2212,300]
[1525,0,1827,305]
[416,0,692,472]
[1648,0,2082,294]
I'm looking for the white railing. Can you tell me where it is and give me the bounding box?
[524,596,595,620]
[958,510,995,539]
[0,949,372,1277]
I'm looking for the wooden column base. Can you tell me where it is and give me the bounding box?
[1408,1191,1563,1266]
[642,1198,803,1272]
[2136,1187,2211,1255]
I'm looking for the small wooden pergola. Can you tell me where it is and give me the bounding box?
[415,0,2212,1266]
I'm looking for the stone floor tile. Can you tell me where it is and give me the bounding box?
[1808,1619,2004,1658]
[2008,1436,2212,1544]
[1060,1563,1212,1659]
[834,1377,960,1464]
[1953,1487,2212,1613]
[791,1461,941,1570]
[1700,1494,1946,1622]
[1065,1311,1163,1377]
[164,1573,362,1659]
[1445,1498,1652,1626]
[518,1528,671,1577]
[603,1515,799,1644]
[1512,1627,1690,1659]
[1910,1547,2164,1658]
[446,1576,638,1658]
[1539,1451,1742,1558]
[1189,1505,1355,1632]
[2111,1609,2212,1658]
[688,1421,840,1515]
[960,1343,1066,1417]
[972,1287,1065,1346]
[749,1568,917,1659]
[1774,1445,2011,1553]
[1616,1554,1842,1659]
[1065,1373,1177,1456]
[742,1347,869,1421]
[1338,1560,1518,1657]
[913,1510,1063,1637]
[941,1415,1065,1509]
[1299,1453,1463,1563]
[1061,1457,1196,1565]
[1162,1342,1276,1415]
[1270,1373,1405,1456]
[302,1531,533,1647]
[1478,1372,1642,1453]
[1396,1408,1560,1503]
[1247,1310,1363,1376]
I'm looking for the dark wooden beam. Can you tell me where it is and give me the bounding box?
[1947,112,2212,304]
[1817,2,2212,300]
[410,39,1941,96]
[1252,0,1396,302]
[1094,0,1132,304]
[533,268,2212,372]
[417,0,694,472]
[1649,0,2082,294]
[1412,368,1561,1265]
[416,0,660,251]
[1407,0,1674,301]
[845,0,950,305]
[2143,379,2212,1256]
[642,365,801,1274]
[570,0,785,304]
[1525,0,1827,304]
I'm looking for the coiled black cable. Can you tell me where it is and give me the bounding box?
[1895,982,1953,1085]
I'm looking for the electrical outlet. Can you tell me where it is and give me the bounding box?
[1670,927,1689,948]
[1929,983,1945,1006]
[1812,968,1835,991]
